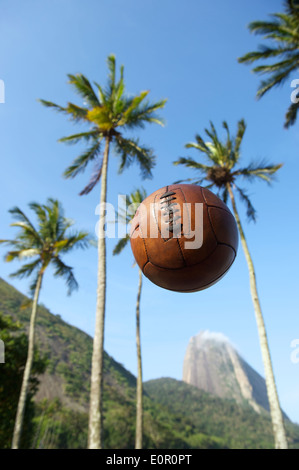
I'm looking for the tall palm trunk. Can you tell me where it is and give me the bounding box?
[88,136,110,449]
[227,183,288,449]
[135,268,143,449]
[12,270,43,449]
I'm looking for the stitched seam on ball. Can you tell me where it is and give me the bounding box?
[147,243,219,270]
[177,186,191,236]
[153,192,162,237]
[218,242,236,257]
[184,250,236,291]
[154,186,183,243]
[142,260,149,272]
[153,191,175,242]
[153,186,168,238]
[203,191,219,244]
[139,223,150,271]
[164,255,236,292]
[201,187,232,216]
[207,205,237,253]
[176,237,187,267]
[130,224,139,237]
[206,204,233,216]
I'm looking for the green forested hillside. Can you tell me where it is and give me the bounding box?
[0,276,219,449]
[144,378,299,449]
[1,276,298,449]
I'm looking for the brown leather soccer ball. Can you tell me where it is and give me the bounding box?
[130,184,238,292]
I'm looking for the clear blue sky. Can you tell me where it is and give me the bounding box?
[1,0,299,424]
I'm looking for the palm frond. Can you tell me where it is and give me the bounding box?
[252,55,299,74]
[64,102,89,123]
[28,202,47,226]
[239,45,298,63]
[204,122,227,165]
[39,98,88,123]
[114,66,125,105]
[107,54,117,99]
[219,186,229,205]
[129,188,147,207]
[116,188,147,224]
[9,207,37,231]
[120,91,149,123]
[113,234,130,255]
[113,187,147,255]
[9,259,41,280]
[4,250,25,262]
[123,98,167,129]
[59,129,99,145]
[54,231,91,253]
[63,139,102,179]
[114,137,155,179]
[233,162,283,184]
[201,126,228,166]
[79,158,103,195]
[237,0,299,129]
[17,248,41,259]
[94,81,108,107]
[173,156,211,173]
[285,96,299,127]
[31,200,57,243]
[246,17,295,39]
[185,135,212,155]
[234,119,246,158]
[38,99,66,113]
[286,0,299,18]
[9,222,41,246]
[222,121,232,156]
[0,238,19,246]
[67,73,100,108]
[51,257,78,295]
[173,176,207,185]
[235,185,257,222]
[256,63,298,98]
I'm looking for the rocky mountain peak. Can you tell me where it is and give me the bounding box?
[182,330,270,414]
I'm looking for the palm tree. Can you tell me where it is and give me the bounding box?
[113,188,146,449]
[238,0,299,128]
[173,119,288,449]
[39,55,167,448]
[0,198,90,449]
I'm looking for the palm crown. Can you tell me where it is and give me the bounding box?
[238,0,299,128]
[39,55,167,194]
[0,198,90,295]
[174,119,282,221]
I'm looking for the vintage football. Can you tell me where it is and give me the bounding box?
[130,184,238,292]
